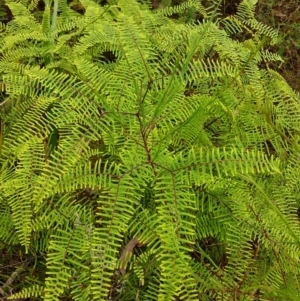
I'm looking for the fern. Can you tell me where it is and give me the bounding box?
[0,0,299,300]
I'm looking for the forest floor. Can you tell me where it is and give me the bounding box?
[256,0,300,91]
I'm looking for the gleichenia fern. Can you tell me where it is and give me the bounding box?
[0,0,299,300]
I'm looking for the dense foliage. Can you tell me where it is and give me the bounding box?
[0,0,299,300]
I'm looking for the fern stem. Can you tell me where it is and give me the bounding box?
[50,0,58,32]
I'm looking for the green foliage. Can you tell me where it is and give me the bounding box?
[0,0,299,300]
